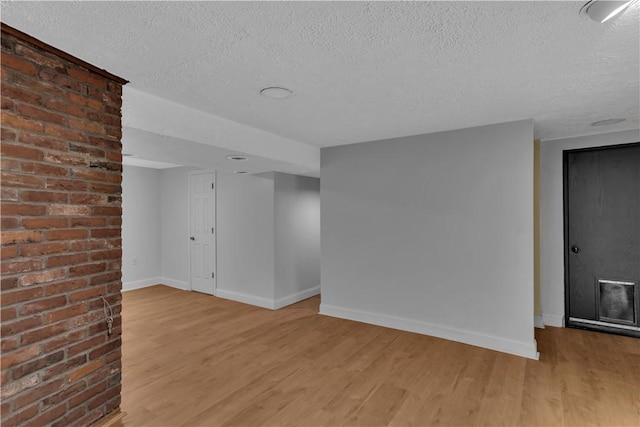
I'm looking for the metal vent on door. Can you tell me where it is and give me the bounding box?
[596,279,637,325]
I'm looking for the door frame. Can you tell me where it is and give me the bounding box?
[562,142,640,335]
[187,169,217,294]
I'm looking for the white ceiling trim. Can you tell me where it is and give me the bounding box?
[122,87,320,173]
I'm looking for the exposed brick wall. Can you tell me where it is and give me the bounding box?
[1,25,125,427]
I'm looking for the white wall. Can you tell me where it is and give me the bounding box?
[320,120,538,359]
[122,165,162,290]
[274,173,321,303]
[539,129,640,327]
[159,166,199,290]
[216,172,276,306]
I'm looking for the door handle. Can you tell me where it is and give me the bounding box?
[571,245,579,253]
[190,236,195,241]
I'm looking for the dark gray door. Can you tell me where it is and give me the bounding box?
[565,143,640,337]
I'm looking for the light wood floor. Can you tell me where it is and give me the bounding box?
[117,285,640,427]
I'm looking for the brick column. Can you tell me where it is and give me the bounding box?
[1,24,127,427]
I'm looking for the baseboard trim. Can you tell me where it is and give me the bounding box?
[160,277,189,291]
[534,315,545,329]
[542,313,564,327]
[122,277,162,292]
[274,286,320,310]
[319,303,539,360]
[215,288,276,310]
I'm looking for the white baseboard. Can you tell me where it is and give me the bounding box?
[534,315,545,329]
[319,303,539,360]
[542,313,564,327]
[274,286,320,310]
[122,277,162,292]
[215,288,276,310]
[159,277,189,291]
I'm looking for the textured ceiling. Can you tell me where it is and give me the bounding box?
[2,1,639,153]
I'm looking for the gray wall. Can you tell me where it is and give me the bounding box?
[539,129,640,326]
[122,165,161,290]
[320,120,537,358]
[274,173,321,300]
[216,172,276,302]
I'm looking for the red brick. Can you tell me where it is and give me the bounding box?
[90,249,121,261]
[69,240,91,251]
[68,92,103,111]
[1,276,19,290]
[90,182,121,194]
[69,262,106,277]
[70,217,106,227]
[20,132,69,151]
[69,117,103,134]
[68,67,107,89]
[69,143,105,158]
[0,171,46,188]
[44,278,88,296]
[72,168,106,182]
[70,193,107,204]
[68,335,106,357]
[68,286,105,303]
[1,337,19,351]
[47,252,88,268]
[1,111,44,132]
[0,343,40,369]
[13,72,66,98]
[1,51,37,75]
[46,177,88,191]
[67,358,104,383]
[19,268,67,287]
[43,328,88,353]
[52,406,86,427]
[46,152,89,166]
[1,217,19,229]
[26,402,66,427]
[1,306,17,321]
[91,206,121,216]
[0,84,42,105]
[21,322,68,345]
[70,310,106,329]
[2,96,14,110]
[1,230,44,245]
[0,143,45,160]
[20,241,67,257]
[14,44,65,70]
[44,124,87,143]
[1,204,47,216]
[0,245,19,259]
[68,380,107,408]
[88,136,120,151]
[21,161,69,177]
[12,351,64,382]
[1,157,21,171]
[21,217,69,229]
[107,81,122,96]
[1,187,19,201]
[47,228,88,240]
[43,98,87,118]
[48,205,90,217]
[45,303,87,324]
[1,126,17,141]
[20,295,67,315]
[22,190,68,203]
[17,104,66,125]
[1,258,45,274]
[89,338,120,361]
[0,403,39,426]
[0,286,43,305]
[91,228,120,238]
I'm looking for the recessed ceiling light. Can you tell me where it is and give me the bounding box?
[591,118,626,126]
[227,155,249,161]
[234,171,249,174]
[122,153,134,157]
[260,87,293,99]
[580,1,632,23]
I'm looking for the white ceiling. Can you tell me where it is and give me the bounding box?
[2,1,639,172]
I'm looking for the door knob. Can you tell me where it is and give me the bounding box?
[190,236,195,241]
[571,245,579,253]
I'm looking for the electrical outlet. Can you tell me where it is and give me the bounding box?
[132,257,138,266]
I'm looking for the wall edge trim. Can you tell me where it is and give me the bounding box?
[319,303,540,360]
[215,288,276,310]
[542,313,564,327]
[274,286,320,310]
[122,277,162,292]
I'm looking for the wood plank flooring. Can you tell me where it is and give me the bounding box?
[117,285,640,426]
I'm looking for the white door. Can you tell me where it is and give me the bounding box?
[189,171,216,295]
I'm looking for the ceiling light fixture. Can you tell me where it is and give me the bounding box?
[580,0,632,23]
[591,118,626,126]
[122,153,134,157]
[260,86,293,99]
[227,155,249,161]
[234,171,249,174]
